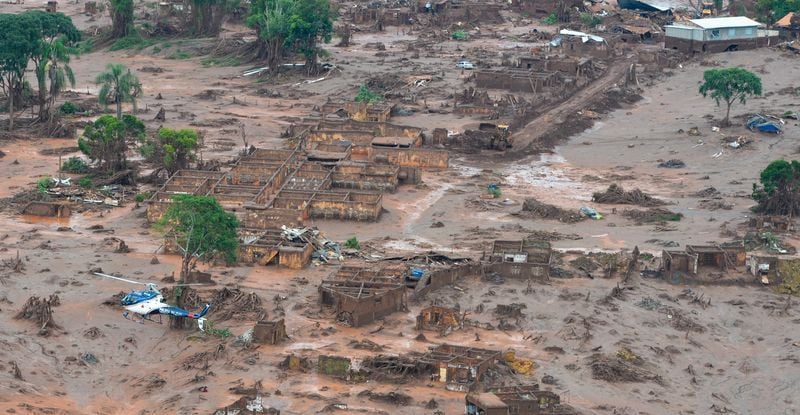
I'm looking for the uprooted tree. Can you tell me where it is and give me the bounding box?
[140,127,200,176]
[752,159,800,216]
[78,114,145,172]
[155,195,238,328]
[247,0,334,74]
[699,67,762,127]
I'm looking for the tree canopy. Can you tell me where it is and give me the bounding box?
[141,127,200,175]
[78,114,145,172]
[0,13,43,130]
[755,0,799,24]
[109,0,134,39]
[96,63,143,119]
[698,67,762,126]
[0,12,80,129]
[752,160,800,216]
[247,0,334,73]
[25,11,81,122]
[156,194,239,282]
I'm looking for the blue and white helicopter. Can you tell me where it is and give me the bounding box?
[94,272,211,331]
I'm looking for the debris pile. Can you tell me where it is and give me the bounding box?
[658,159,685,169]
[622,208,683,223]
[281,226,342,263]
[1,250,25,272]
[588,352,662,384]
[519,198,584,223]
[592,184,666,207]
[357,390,413,406]
[209,288,267,321]
[172,287,267,322]
[15,295,61,332]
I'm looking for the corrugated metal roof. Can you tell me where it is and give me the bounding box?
[776,12,795,27]
[688,16,763,29]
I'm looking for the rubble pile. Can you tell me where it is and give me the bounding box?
[15,295,61,332]
[592,184,666,207]
[520,198,585,223]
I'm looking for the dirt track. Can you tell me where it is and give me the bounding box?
[513,55,637,152]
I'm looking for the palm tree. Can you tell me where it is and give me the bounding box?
[34,38,76,122]
[96,63,142,120]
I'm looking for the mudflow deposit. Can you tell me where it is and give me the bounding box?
[1,1,800,414]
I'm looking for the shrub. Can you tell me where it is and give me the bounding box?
[60,101,79,115]
[135,191,152,202]
[37,177,52,193]
[61,156,89,173]
[542,13,558,25]
[580,12,602,28]
[355,85,382,103]
[344,237,360,249]
[451,30,469,40]
[78,177,93,188]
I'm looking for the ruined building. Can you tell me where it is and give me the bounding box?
[485,240,553,281]
[418,344,502,392]
[318,272,406,327]
[416,305,464,336]
[466,385,577,415]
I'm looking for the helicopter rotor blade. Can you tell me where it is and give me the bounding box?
[173,283,215,286]
[93,272,146,286]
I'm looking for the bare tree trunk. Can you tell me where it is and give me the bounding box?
[8,86,14,131]
[724,101,732,127]
[116,94,123,120]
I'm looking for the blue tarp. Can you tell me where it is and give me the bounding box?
[746,116,783,134]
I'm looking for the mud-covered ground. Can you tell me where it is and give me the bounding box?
[1,1,800,414]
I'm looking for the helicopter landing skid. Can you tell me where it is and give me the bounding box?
[122,312,163,325]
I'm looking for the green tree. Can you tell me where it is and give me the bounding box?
[141,127,199,175]
[109,0,134,39]
[752,160,800,216]
[755,0,800,23]
[96,63,143,120]
[287,0,334,72]
[0,13,41,131]
[698,67,762,127]
[247,0,292,69]
[248,0,333,74]
[354,84,381,103]
[24,11,81,123]
[78,114,145,172]
[156,195,238,327]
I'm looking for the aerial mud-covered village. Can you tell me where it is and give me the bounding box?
[2,0,800,413]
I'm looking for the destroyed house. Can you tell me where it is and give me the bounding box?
[148,147,395,230]
[418,344,501,391]
[475,69,560,93]
[665,17,779,53]
[662,244,746,276]
[486,240,552,280]
[467,385,575,415]
[253,319,288,345]
[299,118,449,171]
[749,215,794,233]
[318,275,406,327]
[416,306,464,335]
[238,228,313,269]
[320,100,394,123]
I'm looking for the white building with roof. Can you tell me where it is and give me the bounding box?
[664,16,779,53]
